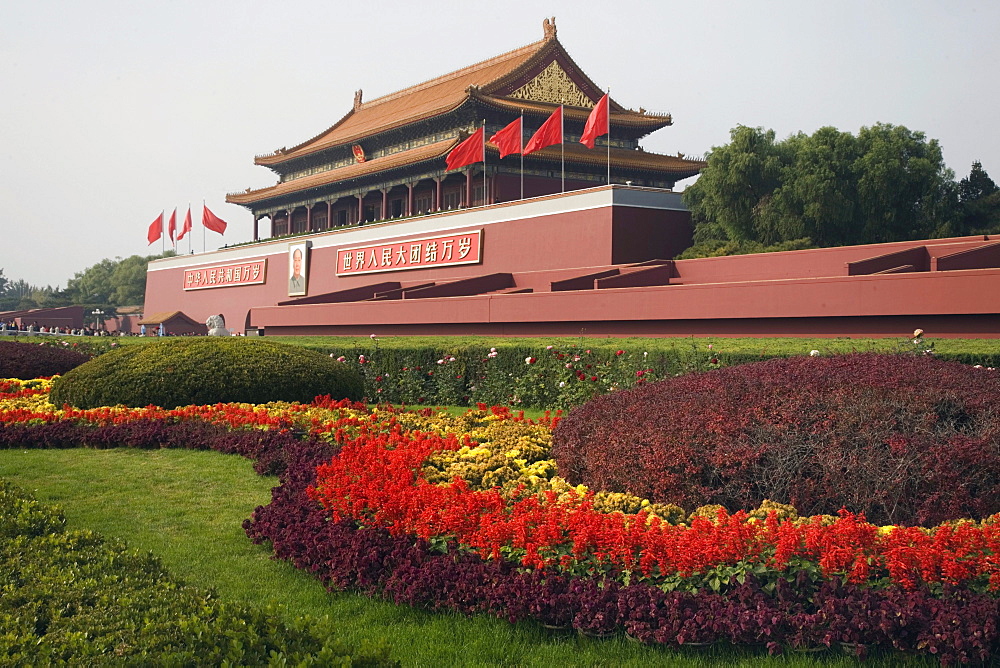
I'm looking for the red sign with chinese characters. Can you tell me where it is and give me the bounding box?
[336,230,482,276]
[183,260,267,290]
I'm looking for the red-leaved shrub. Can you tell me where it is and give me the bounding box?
[0,340,92,379]
[551,354,1000,526]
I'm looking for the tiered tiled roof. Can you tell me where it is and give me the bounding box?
[229,138,458,205]
[255,38,547,166]
[230,20,702,209]
[254,21,672,168]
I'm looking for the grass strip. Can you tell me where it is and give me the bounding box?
[0,447,932,667]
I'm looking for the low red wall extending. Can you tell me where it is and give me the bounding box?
[145,186,1000,339]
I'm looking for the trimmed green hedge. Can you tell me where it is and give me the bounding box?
[0,479,396,666]
[49,338,364,409]
[280,335,1000,408]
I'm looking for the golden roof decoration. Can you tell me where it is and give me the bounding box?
[509,60,594,108]
[543,16,556,39]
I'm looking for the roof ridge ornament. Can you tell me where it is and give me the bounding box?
[354,89,363,111]
[543,16,556,39]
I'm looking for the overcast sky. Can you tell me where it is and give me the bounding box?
[2,0,997,289]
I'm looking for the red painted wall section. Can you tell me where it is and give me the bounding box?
[671,236,992,284]
[144,186,1000,339]
[611,208,692,263]
[146,188,681,328]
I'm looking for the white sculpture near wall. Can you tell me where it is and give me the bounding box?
[206,314,229,336]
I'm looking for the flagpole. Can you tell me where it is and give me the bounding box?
[202,200,206,253]
[188,203,192,255]
[560,104,565,193]
[482,119,486,206]
[606,90,611,185]
[161,210,165,254]
[519,111,524,201]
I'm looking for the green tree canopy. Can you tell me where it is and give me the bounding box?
[1,252,171,314]
[63,252,172,308]
[682,123,958,254]
[959,160,998,203]
[954,161,1000,234]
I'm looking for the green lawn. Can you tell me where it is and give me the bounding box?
[0,446,931,666]
[53,333,1000,357]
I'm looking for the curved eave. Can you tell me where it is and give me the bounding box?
[522,143,705,176]
[253,97,471,168]
[228,138,460,206]
[255,107,357,166]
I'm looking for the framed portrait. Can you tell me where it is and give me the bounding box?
[287,241,309,296]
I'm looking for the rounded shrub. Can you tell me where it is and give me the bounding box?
[0,340,92,379]
[49,338,364,409]
[552,353,1000,526]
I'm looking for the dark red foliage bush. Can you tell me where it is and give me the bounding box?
[0,340,92,379]
[551,353,1000,526]
[242,433,1000,663]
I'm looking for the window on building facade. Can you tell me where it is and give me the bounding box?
[415,195,431,213]
[391,199,404,217]
[364,204,377,222]
[443,191,460,210]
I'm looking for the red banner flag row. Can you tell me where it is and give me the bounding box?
[144,205,228,243]
[444,95,609,170]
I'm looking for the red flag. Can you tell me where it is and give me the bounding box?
[177,206,193,241]
[202,205,228,235]
[489,117,522,158]
[167,208,177,243]
[146,212,163,245]
[580,94,609,149]
[524,106,563,156]
[445,126,484,171]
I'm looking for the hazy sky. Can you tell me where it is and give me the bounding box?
[3,0,998,289]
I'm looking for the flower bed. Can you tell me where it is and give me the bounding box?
[4,377,1000,662]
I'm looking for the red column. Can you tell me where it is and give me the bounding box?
[356,193,364,224]
[326,200,332,229]
[435,178,442,211]
[407,183,414,217]
[253,216,259,241]
[465,170,473,208]
[380,189,388,220]
[306,205,312,232]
